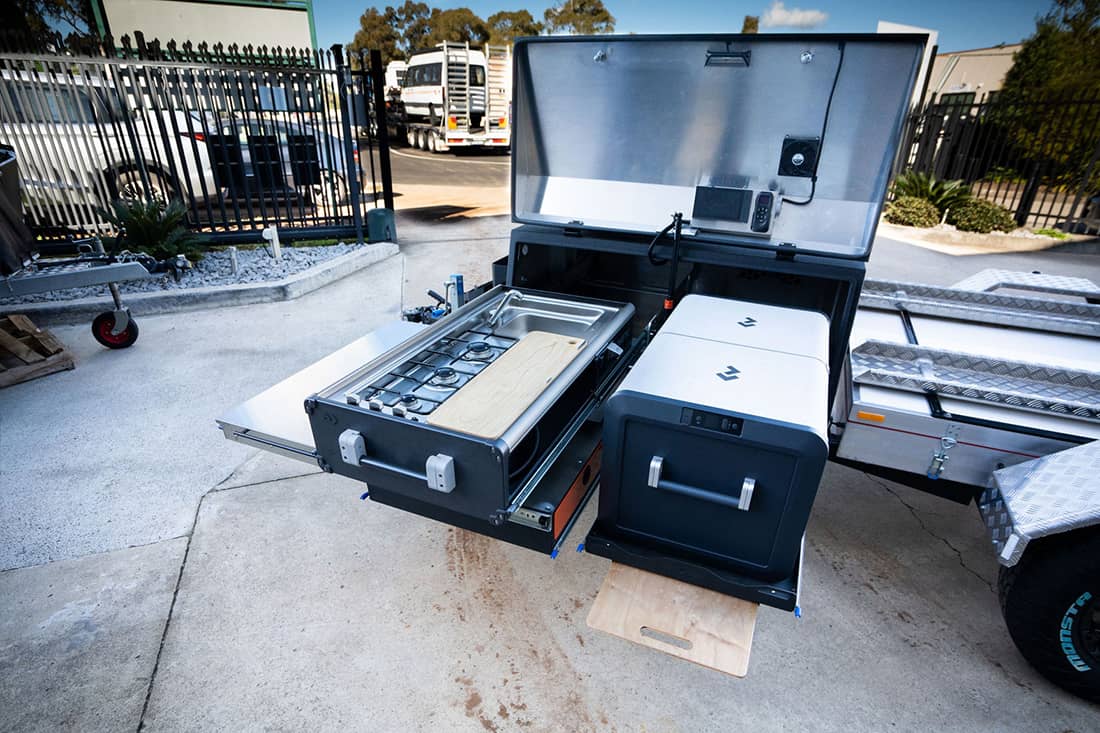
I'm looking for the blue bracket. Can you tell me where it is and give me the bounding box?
[576,542,585,554]
[794,606,802,619]
[359,491,369,500]
[550,548,559,559]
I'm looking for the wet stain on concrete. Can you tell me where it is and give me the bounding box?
[444,527,601,732]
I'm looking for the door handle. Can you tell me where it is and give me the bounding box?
[647,456,755,511]
[339,429,455,493]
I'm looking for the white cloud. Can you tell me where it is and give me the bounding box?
[761,1,829,29]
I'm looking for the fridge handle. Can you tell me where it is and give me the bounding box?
[647,456,754,511]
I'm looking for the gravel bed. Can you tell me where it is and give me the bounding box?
[1,241,365,304]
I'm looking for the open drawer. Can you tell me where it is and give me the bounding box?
[217,286,635,555]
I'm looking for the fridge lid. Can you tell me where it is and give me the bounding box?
[511,34,926,260]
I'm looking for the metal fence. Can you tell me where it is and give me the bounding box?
[0,33,392,244]
[895,93,1100,230]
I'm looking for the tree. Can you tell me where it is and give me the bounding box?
[424,7,489,47]
[741,15,759,33]
[348,7,400,64]
[486,9,543,44]
[0,0,95,50]
[1000,0,1100,100]
[994,0,1100,178]
[543,0,615,35]
[386,0,433,55]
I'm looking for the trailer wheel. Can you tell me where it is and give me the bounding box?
[417,129,429,151]
[92,312,139,349]
[999,526,1100,702]
[406,128,417,147]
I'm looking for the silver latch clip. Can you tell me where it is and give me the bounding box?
[927,436,958,479]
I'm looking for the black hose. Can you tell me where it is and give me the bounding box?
[646,219,677,266]
[665,212,684,310]
[646,212,685,312]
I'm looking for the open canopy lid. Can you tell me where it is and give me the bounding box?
[511,34,926,260]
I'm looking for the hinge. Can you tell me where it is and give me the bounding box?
[776,242,796,261]
[564,221,584,237]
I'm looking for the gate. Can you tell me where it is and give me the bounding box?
[895,93,1100,231]
[0,33,393,243]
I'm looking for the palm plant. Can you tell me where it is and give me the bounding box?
[891,171,971,215]
[98,199,203,261]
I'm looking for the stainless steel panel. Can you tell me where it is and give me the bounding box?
[512,35,924,257]
[910,316,1100,372]
[979,440,1100,566]
[839,391,1077,487]
[216,321,424,463]
[851,340,1100,422]
[2,260,152,296]
[860,279,1100,337]
[952,269,1100,300]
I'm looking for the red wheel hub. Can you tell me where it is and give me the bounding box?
[96,316,131,346]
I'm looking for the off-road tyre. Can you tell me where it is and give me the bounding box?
[998,526,1100,702]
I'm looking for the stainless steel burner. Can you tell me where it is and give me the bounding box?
[428,366,460,386]
[461,341,494,361]
[398,393,421,410]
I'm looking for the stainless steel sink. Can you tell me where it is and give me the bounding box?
[486,292,609,341]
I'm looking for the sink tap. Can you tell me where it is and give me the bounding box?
[486,290,522,330]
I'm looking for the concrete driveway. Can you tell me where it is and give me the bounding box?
[1,216,1097,731]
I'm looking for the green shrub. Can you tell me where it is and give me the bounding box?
[946,198,1016,233]
[892,171,971,214]
[1033,227,1069,240]
[99,199,203,261]
[884,195,941,228]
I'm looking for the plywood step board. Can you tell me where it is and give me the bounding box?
[428,330,585,439]
[0,314,75,388]
[587,563,759,677]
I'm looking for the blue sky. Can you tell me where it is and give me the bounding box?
[314,0,1052,53]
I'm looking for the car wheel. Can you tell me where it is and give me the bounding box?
[312,170,349,206]
[113,169,171,204]
[999,526,1100,702]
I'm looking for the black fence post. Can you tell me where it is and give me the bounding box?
[331,43,364,244]
[1015,162,1043,228]
[369,49,395,211]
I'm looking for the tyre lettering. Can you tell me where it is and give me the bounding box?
[1059,591,1093,673]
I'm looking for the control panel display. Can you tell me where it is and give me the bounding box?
[680,407,744,436]
[691,185,777,237]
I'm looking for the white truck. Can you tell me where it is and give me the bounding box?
[395,42,511,153]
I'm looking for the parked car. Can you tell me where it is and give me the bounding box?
[0,69,355,229]
[209,116,354,206]
[0,69,217,223]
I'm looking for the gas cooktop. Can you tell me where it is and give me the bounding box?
[344,328,518,419]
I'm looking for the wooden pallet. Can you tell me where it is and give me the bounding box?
[0,314,75,388]
[587,563,759,677]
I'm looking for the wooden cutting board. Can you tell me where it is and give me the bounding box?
[428,330,585,439]
[587,563,758,677]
